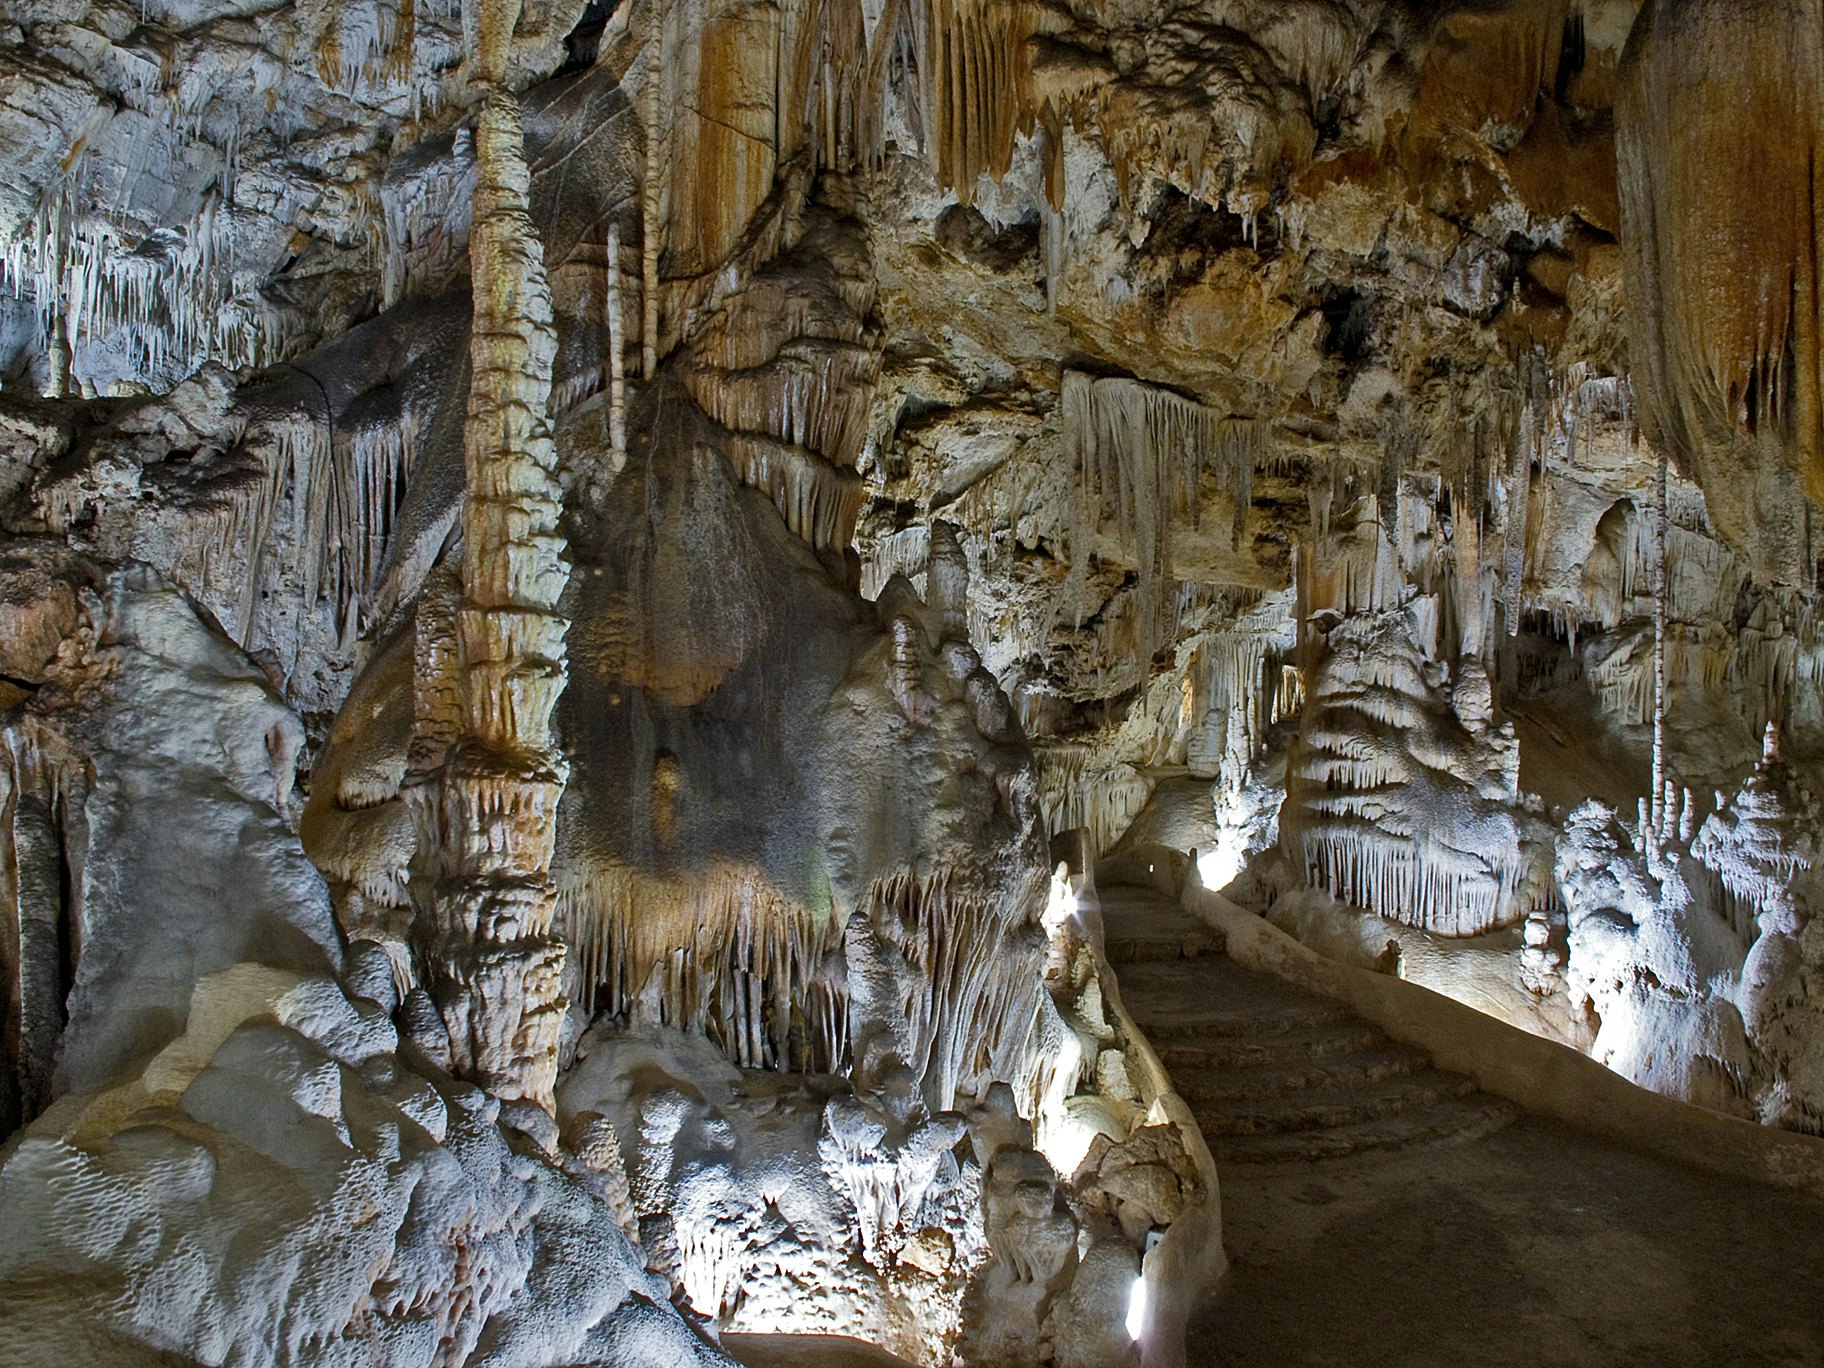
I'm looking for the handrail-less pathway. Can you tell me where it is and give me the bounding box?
[1097,881,1824,1368]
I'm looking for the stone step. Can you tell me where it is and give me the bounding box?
[1123,977,1363,1042]
[1154,1021,1393,1071]
[1104,922,1225,965]
[1096,882,1519,1168]
[1192,1068,1479,1137]
[1203,1096,1520,1166]
[1171,1045,1429,1104]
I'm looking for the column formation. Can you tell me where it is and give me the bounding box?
[423,0,572,1114]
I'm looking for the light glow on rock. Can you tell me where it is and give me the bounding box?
[1126,1272,1148,1342]
[1197,839,1245,892]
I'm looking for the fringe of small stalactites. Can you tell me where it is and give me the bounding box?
[555,861,1044,1102]
[316,409,421,639]
[2,0,469,394]
[1060,370,1270,668]
[863,864,1046,1111]
[1098,85,1315,228]
[674,215,881,552]
[32,387,420,666]
[721,435,868,552]
[1290,821,1535,939]
[684,344,881,471]
[687,263,878,377]
[1032,745,1155,857]
[381,134,476,309]
[860,524,931,603]
[555,865,851,1074]
[1302,494,1408,622]
[186,405,416,655]
[1585,620,1815,737]
[918,0,1046,202]
[1180,635,1282,794]
[1,183,286,388]
[661,165,816,364]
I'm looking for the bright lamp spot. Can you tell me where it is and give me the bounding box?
[1125,1273,1147,1342]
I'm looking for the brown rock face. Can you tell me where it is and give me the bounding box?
[1618,0,1824,585]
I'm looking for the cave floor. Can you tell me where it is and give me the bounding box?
[1194,1116,1824,1368]
[724,1333,916,1367]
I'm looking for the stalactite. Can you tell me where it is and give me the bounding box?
[1290,824,1532,938]
[1652,442,1670,834]
[1033,745,1153,854]
[556,866,848,1072]
[722,436,867,551]
[920,0,1044,202]
[1,178,282,386]
[1452,465,1487,662]
[607,220,627,462]
[774,0,870,178]
[1381,414,1420,553]
[862,865,1045,1110]
[642,0,665,378]
[682,345,880,470]
[1061,371,1264,662]
[1183,635,1276,795]
[1502,394,1534,637]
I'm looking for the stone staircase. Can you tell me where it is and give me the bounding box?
[1098,885,1516,1166]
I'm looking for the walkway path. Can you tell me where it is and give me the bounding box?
[1104,887,1514,1164]
[1098,883,1824,1368]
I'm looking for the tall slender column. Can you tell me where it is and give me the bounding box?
[422,0,572,1114]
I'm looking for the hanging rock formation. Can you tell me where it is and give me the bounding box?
[1617,0,1824,584]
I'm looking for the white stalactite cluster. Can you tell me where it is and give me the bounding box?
[1062,370,1266,664]
[557,865,850,1071]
